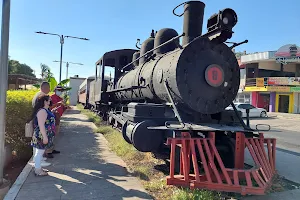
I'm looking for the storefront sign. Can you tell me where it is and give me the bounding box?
[290,87,300,92]
[287,77,300,85]
[268,77,289,85]
[256,78,264,87]
[267,77,300,86]
[266,86,290,92]
[244,86,267,92]
[275,44,300,64]
[276,57,300,64]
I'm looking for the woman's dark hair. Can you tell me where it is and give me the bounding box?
[28,94,50,122]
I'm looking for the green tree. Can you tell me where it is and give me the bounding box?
[40,63,54,80]
[34,66,71,92]
[8,59,36,77]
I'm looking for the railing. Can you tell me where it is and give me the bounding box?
[245,78,268,87]
[241,51,276,63]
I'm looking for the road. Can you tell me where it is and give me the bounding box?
[245,115,300,184]
[249,116,300,154]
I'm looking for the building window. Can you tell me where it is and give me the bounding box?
[234,93,251,104]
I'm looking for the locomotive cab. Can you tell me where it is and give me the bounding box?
[92,49,138,108]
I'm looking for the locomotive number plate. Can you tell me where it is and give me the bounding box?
[205,64,224,87]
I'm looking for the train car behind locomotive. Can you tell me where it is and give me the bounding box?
[78,76,95,109]
[87,1,257,168]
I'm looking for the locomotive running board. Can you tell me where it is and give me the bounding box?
[166,132,277,195]
[148,123,254,132]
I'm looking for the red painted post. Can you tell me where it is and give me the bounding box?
[235,132,245,169]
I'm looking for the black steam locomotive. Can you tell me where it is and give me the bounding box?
[81,1,254,167]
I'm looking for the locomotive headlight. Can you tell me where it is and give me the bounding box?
[220,8,237,28]
[222,17,228,25]
[206,8,238,32]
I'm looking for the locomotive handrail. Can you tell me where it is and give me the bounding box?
[106,85,147,93]
[165,121,185,129]
[255,124,271,131]
[172,1,188,17]
[121,33,185,72]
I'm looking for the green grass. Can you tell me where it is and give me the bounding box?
[76,104,220,200]
[77,104,102,126]
[171,188,221,200]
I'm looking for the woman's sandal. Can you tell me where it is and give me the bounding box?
[34,169,48,176]
[33,167,49,172]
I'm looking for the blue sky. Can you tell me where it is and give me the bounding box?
[2,0,300,82]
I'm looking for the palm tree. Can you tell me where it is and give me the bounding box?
[40,63,51,80]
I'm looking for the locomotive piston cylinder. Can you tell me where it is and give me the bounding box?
[182,1,205,46]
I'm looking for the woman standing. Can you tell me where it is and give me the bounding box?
[29,94,55,176]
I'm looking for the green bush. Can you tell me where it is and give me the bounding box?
[5,89,39,159]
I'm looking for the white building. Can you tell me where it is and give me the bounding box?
[68,75,86,106]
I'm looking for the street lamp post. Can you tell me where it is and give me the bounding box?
[53,60,83,80]
[0,0,10,185]
[35,31,89,82]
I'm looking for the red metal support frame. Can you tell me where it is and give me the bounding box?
[166,131,277,195]
[235,132,245,169]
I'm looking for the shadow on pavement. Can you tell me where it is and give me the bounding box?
[60,117,91,122]
[16,109,153,200]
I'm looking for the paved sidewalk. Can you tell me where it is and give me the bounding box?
[13,108,152,200]
[242,189,300,200]
[267,112,300,119]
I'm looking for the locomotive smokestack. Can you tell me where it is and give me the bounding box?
[182,1,205,46]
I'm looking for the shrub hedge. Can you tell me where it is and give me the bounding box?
[5,89,39,159]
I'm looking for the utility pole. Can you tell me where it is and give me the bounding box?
[66,62,69,80]
[53,60,83,80]
[0,0,10,185]
[35,32,89,82]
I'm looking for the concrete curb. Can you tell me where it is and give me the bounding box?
[3,157,33,200]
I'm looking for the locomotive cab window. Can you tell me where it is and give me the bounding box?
[104,66,115,83]
[102,58,116,86]
[97,64,102,80]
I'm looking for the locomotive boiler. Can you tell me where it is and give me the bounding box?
[87,1,252,167]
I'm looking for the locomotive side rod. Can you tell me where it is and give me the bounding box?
[163,80,185,128]
[121,33,185,72]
